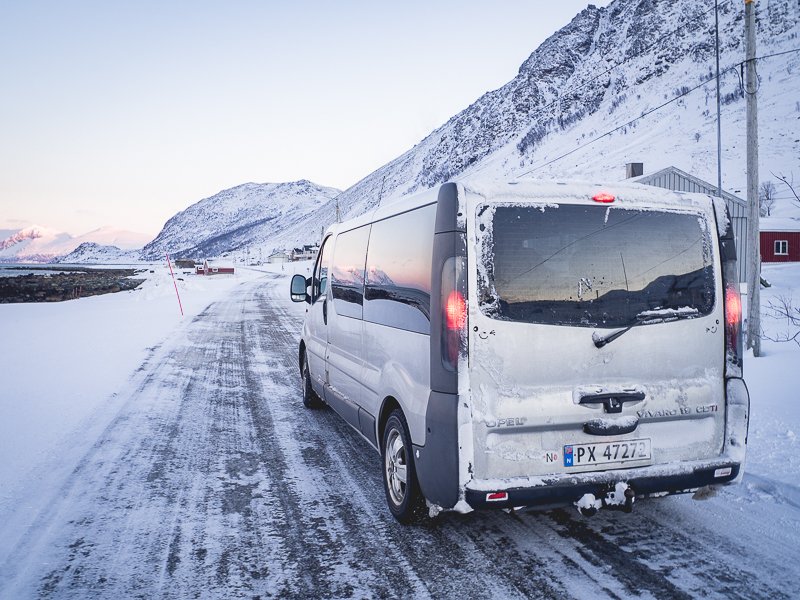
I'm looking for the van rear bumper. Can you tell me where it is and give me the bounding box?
[464,461,741,510]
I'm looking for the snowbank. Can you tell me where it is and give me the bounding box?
[0,262,310,511]
[743,263,800,489]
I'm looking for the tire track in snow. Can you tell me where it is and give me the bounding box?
[252,276,800,599]
[251,279,596,599]
[248,281,546,599]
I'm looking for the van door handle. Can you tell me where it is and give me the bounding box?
[583,418,639,436]
[578,391,645,414]
[323,299,328,325]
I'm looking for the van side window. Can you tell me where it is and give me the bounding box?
[312,237,331,302]
[331,225,371,318]
[364,203,436,334]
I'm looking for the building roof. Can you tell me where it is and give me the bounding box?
[204,259,234,268]
[631,166,746,209]
[761,217,800,232]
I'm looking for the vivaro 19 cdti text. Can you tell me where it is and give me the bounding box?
[290,181,750,522]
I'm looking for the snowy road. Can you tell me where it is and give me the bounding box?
[2,272,799,598]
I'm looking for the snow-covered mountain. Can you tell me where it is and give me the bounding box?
[0,225,150,263]
[260,0,799,252]
[79,227,151,250]
[140,180,340,260]
[78,0,797,263]
[57,242,140,264]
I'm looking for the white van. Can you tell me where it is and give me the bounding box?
[290,181,750,523]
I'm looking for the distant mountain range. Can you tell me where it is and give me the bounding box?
[0,225,150,264]
[13,0,800,264]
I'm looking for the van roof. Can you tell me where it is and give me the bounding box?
[325,179,728,238]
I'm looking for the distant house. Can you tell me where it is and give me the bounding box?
[760,218,800,263]
[631,165,748,284]
[196,259,235,275]
[267,251,290,264]
[292,244,319,262]
[174,259,196,269]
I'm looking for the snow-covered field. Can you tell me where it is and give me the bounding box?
[0,261,310,513]
[0,259,798,597]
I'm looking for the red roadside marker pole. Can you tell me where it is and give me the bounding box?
[166,253,184,316]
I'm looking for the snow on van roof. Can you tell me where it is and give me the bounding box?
[462,178,728,235]
[463,178,711,206]
[326,179,729,237]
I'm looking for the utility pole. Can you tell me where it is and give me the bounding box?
[745,0,761,356]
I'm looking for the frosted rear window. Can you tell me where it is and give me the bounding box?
[478,204,715,328]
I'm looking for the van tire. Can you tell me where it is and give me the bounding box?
[382,410,427,524]
[302,356,322,409]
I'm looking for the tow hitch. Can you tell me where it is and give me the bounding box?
[575,482,635,517]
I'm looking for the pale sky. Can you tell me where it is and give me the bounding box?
[0,1,613,237]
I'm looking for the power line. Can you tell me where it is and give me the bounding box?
[555,0,731,105]
[755,47,800,62]
[516,48,800,177]
[459,0,732,182]
[516,70,734,177]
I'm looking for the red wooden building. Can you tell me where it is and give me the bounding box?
[760,218,800,263]
[196,259,235,275]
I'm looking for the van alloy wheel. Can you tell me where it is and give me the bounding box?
[382,410,427,523]
[385,429,408,506]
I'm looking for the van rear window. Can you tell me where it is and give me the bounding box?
[478,204,715,328]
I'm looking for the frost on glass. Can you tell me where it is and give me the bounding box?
[476,203,716,328]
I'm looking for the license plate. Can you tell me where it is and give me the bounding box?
[563,439,651,467]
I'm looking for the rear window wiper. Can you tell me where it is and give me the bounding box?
[592,308,700,349]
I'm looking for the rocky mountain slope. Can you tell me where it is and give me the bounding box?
[57,242,139,264]
[262,0,799,253]
[72,0,800,263]
[140,180,339,260]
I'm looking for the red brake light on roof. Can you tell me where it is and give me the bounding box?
[445,291,467,330]
[592,192,615,203]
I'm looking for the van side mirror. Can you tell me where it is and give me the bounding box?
[290,274,310,303]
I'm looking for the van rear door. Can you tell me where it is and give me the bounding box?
[465,192,726,482]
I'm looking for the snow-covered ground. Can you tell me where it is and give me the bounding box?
[744,262,800,490]
[0,261,311,512]
[0,259,798,597]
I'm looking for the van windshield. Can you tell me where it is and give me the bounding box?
[478,204,716,328]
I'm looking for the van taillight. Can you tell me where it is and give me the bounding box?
[725,284,741,328]
[446,291,467,330]
[723,263,743,377]
[441,257,467,371]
